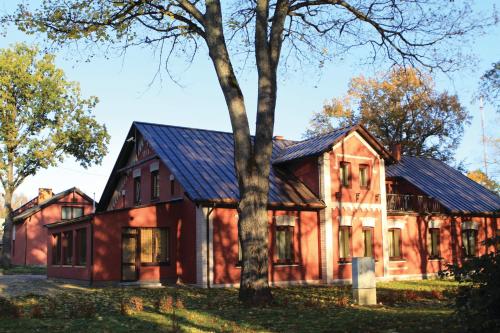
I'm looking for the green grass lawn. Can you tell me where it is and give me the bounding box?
[0,265,47,275]
[0,279,459,333]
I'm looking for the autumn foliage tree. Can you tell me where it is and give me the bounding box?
[306,68,470,162]
[6,0,487,303]
[0,44,109,267]
[467,169,500,195]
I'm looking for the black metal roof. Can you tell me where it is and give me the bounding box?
[386,156,500,214]
[132,122,324,208]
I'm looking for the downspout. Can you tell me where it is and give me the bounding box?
[24,219,28,265]
[206,205,215,288]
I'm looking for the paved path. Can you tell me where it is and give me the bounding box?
[0,275,89,297]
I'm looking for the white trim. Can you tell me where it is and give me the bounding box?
[319,153,334,284]
[332,202,382,211]
[149,161,159,172]
[331,131,380,158]
[208,211,214,287]
[387,219,407,229]
[428,220,442,229]
[338,215,353,226]
[361,217,376,228]
[132,168,141,178]
[379,158,389,278]
[169,174,175,181]
[462,221,479,230]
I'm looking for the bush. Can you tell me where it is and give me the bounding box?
[157,295,174,313]
[121,296,144,315]
[439,241,500,332]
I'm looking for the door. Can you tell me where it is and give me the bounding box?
[122,228,139,282]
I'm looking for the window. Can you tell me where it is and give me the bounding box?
[170,177,175,196]
[62,231,73,265]
[52,233,61,265]
[275,226,294,264]
[388,228,402,260]
[339,162,351,187]
[76,228,87,266]
[429,228,440,259]
[134,177,141,205]
[359,164,370,189]
[151,171,160,200]
[140,228,169,264]
[362,227,374,258]
[462,229,477,257]
[238,238,243,264]
[61,206,84,220]
[496,230,500,252]
[339,226,352,261]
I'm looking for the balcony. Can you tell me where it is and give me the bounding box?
[386,194,443,214]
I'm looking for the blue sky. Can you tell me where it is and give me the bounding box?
[0,1,498,202]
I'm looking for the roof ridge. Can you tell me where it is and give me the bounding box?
[283,123,357,148]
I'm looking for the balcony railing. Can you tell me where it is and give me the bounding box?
[387,194,443,213]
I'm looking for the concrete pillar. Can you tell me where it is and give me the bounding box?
[352,257,377,305]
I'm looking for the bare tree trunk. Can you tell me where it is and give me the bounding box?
[1,188,13,268]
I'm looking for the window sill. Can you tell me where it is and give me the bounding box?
[273,263,299,267]
[389,259,406,263]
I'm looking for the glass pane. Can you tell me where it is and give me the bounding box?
[122,236,137,264]
[339,228,350,258]
[154,228,169,262]
[431,229,439,256]
[388,230,394,257]
[360,167,367,187]
[462,231,469,256]
[141,229,153,262]
[364,229,373,257]
[62,207,71,220]
[470,231,476,256]
[394,230,400,258]
[285,228,293,260]
[77,229,87,265]
[63,231,73,265]
[73,207,84,219]
[276,229,285,260]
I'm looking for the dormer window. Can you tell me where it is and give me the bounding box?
[339,162,351,187]
[61,206,84,220]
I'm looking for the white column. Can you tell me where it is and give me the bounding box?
[319,152,334,284]
[195,206,209,287]
[379,158,389,277]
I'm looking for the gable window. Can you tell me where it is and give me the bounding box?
[339,162,351,187]
[134,176,141,206]
[62,231,73,265]
[61,206,84,220]
[462,229,477,258]
[388,228,402,260]
[52,233,61,265]
[151,170,160,201]
[339,226,352,261]
[359,164,370,189]
[76,228,87,266]
[140,228,169,265]
[362,227,374,258]
[429,228,441,259]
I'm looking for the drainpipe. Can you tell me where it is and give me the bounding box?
[206,205,215,288]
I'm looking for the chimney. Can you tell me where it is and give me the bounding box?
[38,188,53,203]
[391,144,402,162]
[273,135,285,140]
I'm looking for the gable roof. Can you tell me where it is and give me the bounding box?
[273,124,393,164]
[98,122,325,211]
[13,187,94,222]
[386,156,500,214]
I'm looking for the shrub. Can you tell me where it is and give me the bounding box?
[157,295,174,313]
[121,296,144,315]
[439,239,500,332]
[175,298,184,310]
[0,297,21,318]
[335,295,350,307]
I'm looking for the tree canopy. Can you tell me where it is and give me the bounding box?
[6,0,488,303]
[479,61,500,113]
[305,67,470,162]
[0,43,109,266]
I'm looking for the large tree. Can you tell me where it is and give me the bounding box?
[0,43,109,267]
[8,0,485,303]
[305,67,470,161]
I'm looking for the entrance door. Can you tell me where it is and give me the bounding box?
[122,228,139,282]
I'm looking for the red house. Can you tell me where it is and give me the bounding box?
[11,188,94,266]
[46,122,500,286]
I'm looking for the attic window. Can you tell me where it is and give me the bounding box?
[61,206,84,220]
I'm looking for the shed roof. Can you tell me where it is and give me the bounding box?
[386,156,500,214]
